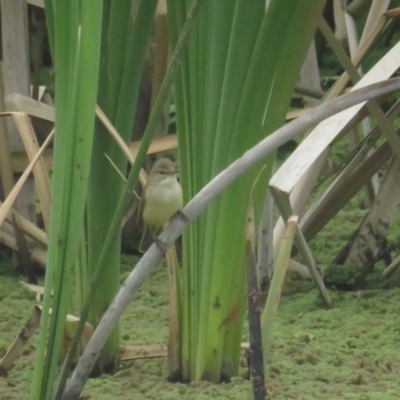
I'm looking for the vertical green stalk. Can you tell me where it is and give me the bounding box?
[31,1,103,399]
[54,3,206,394]
[196,0,264,381]
[169,0,326,382]
[219,0,327,379]
[86,0,158,371]
[168,0,204,377]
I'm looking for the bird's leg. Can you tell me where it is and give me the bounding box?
[151,232,169,254]
[174,209,189,223]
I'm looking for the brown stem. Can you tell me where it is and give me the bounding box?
[246,240,266,400]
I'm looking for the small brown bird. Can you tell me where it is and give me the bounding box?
[139,158,183,252]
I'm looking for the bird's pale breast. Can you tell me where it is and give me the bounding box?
[143,177,183,228]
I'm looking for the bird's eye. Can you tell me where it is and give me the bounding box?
[160,171,165,175]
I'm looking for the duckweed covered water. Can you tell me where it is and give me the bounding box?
[1,246,400,399]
